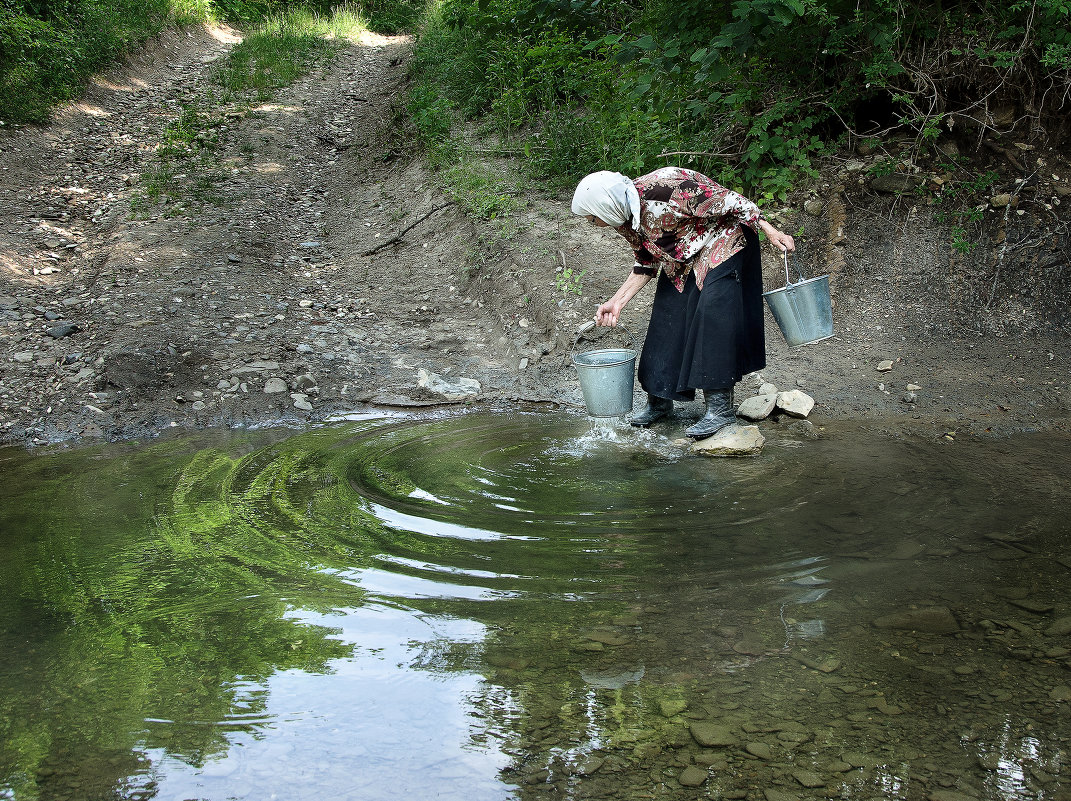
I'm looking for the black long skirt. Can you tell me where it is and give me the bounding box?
[637,227,765,401]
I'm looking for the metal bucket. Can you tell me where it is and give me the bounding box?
[763,252,833,346]
[571,321,637,417]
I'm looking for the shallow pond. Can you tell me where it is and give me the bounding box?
[1,410,1069,801]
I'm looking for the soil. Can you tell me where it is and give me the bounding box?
[1,24,1070,449]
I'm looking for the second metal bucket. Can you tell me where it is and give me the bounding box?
[763,252,833,346]
[571,321,636,417]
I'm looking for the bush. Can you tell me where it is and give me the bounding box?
[407,0,1071,199]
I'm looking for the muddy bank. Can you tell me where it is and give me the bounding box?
[1,25,1069,448]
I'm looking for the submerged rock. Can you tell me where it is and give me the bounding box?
[793,770,826,788]
[873,606,960,634]
[745,741,773,760]
[692,424,765,456]
[1044,616,1071,636]
[659,699,688,718]
[678,766,708,787]
[690,722,738,747]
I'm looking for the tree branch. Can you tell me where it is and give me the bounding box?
[360,203,453,257]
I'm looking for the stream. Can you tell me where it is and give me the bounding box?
[1,409,1069,800]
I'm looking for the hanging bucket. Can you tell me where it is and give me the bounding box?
[762,252,834,346]
[571,321,637,417]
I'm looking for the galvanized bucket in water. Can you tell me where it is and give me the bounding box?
[763,252,833,346]
[571,321,637,417]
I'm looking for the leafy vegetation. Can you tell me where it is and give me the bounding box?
[407,0,1071,199]
[0,0,415,125]
[0,0,209,124]
[132,4,368,211]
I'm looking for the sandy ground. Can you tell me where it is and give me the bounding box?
[1,24,1069,449]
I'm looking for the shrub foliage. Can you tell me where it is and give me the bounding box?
[408,0,1071,196]
[0,0,418,124]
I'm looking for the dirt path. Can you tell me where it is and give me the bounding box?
[1,26,1069,447]
[0,25,517,444]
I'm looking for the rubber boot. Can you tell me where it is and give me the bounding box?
[630,394,673,427]
[685,389,736,439]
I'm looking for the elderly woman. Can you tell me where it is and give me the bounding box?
[572,167,795,438]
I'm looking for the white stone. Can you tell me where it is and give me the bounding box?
[759,382,778,395]
[263,377,288,394]
[13,351,34,363]
[876,360,895,372]
[737,393,777,421]
[417,368,481,400]
[907,383,921,391]
[291,393,313,411]
[776,389,815,418]
[691,424,765,456]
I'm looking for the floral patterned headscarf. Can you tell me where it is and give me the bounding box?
[571,171,642,231]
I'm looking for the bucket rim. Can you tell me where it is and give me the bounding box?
[762,273,830,297]
[572,347,637,368]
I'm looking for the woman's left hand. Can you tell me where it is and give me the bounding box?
[757,219,796,253]
[766,229,796,254]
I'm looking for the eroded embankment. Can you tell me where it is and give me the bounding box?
[2,25,1071,449]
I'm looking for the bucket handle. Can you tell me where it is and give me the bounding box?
[782,251,810,286]
[572,320,634,357]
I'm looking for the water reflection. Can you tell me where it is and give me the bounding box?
[0,411,1069,800]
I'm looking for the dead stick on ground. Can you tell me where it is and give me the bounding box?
[360,203,453,256]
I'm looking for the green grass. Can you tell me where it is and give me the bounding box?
[215,8,366,101]
[133,4,371,212]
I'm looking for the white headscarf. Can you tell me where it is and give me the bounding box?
[571,171,641,231]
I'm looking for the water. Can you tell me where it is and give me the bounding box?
[1,410,1069,801]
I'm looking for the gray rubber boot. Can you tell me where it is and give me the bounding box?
[629,394,673,427]
[685,389,736,438]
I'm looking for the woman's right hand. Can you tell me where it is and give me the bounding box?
[595,300,623,327]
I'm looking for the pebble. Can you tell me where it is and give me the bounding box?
[46,322,80,338]
[1050,685,1071,702]
[776,389,815,418]
[876,360,895,371]
[737,392,777,421]
[13,351,34,363]
[263,377,287,394]
[417,368,481,400]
